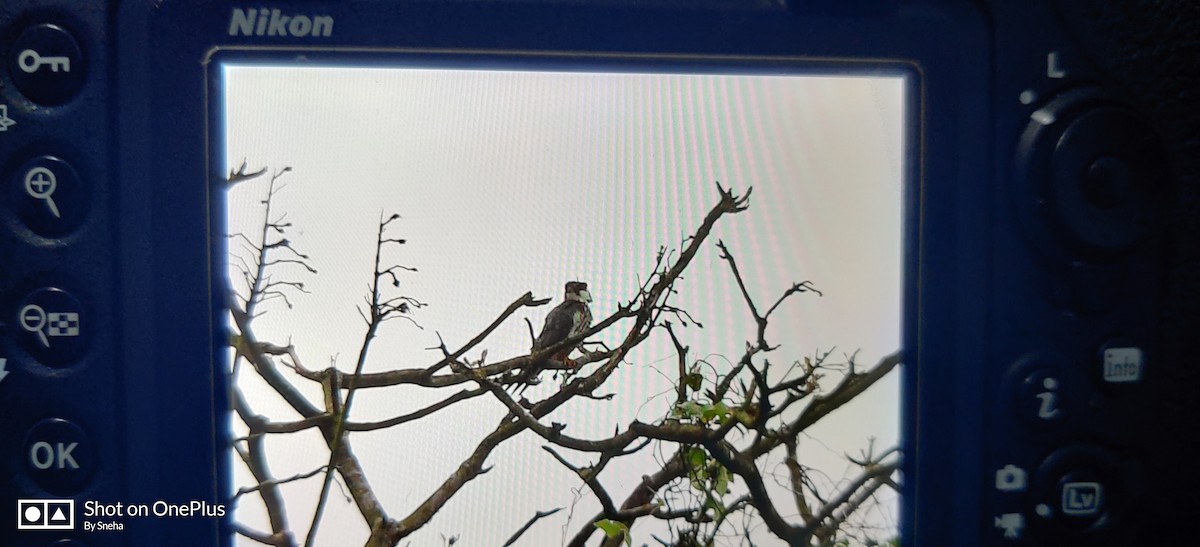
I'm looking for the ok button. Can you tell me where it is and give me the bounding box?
[23,418,95,494]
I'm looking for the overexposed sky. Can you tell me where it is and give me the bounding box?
[221,64,905,546]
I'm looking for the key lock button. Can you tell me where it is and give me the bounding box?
[7,23,86,105]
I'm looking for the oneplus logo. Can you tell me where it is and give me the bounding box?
[17,499,74,530]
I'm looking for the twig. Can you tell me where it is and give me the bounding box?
[234,466,330,500]
[502,507,564,547]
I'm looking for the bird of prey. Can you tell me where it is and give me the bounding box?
[514,281,593,391]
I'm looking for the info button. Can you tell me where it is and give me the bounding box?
[8,24,86,106]
[23,418,95,494]
[1098,339,1144,387]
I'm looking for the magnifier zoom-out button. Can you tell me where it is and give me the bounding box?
[16,288,87,367]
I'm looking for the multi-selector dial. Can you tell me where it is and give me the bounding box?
[1015,88,1167,256]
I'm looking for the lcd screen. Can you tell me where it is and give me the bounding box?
[219,63,905,546]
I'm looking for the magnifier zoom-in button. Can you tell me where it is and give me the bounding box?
[12,156,88,238]
[24,167,62,218]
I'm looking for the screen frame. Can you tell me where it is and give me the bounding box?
[212,50,915,546]
[113,2,992,544]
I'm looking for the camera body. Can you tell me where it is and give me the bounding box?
[0,0,1181,545]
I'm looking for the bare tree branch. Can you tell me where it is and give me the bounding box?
[305,212,408,547]
[234,466,331,500]
[502,507,564,547]
[229,177,901,547]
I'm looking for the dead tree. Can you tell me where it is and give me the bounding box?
[226,165,901,547]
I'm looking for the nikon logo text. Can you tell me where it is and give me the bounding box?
[229,8,333,38]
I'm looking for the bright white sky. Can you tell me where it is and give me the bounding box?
[221,64,905,546]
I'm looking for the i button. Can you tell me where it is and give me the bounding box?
[8,24,86,106]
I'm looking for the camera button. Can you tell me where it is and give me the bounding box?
[7,24,86,106]
[15,288,88,367]
[995,463,1029,493]
[12,156,89,238]
[22,418,95,494]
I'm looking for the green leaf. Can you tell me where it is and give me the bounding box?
[714,464,730,496]
[687,447,708,490]
[701,401,732,424]
[594,519,630,545]
[685,373,703,391]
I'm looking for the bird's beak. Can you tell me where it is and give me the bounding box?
[578,290,592,303]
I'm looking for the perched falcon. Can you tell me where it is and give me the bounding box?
[515,281,593,391]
